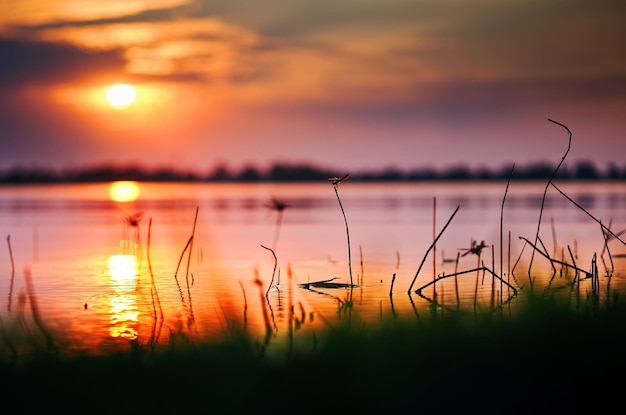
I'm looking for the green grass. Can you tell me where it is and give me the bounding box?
[2,288,626,414]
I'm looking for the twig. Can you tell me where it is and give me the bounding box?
[261,244,278,298]
[519,236,590,277]
[567,245,579,281]
[408,205,460,293]
[500,163,514,304]
[185,206,199,292]
[599,220,614,275]
[530,119,571,273]
[173,236,192,303]
[511,238,528,277]
[433,196,437,297]
[551,182,626,247]
[330,174,353,285]
[414,266,518,297]
[491,244,495,307]
[454,251,460,308]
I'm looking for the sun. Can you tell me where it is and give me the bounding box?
[106,84,137,107]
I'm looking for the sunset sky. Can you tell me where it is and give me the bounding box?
[1,1,625,175]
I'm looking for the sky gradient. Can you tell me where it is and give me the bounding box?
[1,1,625,175]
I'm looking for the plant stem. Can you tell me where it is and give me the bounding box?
[408,205,460,294]
[333,183,353,286]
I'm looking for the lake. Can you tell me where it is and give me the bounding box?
[1,180,625,357]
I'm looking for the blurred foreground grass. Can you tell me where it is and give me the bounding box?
[2,290,626,414]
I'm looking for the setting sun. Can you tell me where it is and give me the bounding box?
[106,84,137,107]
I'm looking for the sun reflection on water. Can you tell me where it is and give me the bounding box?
[108,253,139,340]
[109,180,140,203]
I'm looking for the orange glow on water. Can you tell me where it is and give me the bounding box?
[109,181,140,202]
[108,254,139,340]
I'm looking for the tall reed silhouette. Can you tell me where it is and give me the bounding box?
[329,174,353,286]
[529,118,570,278]
[408,205,460,294]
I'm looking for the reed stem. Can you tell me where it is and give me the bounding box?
[261,244,278,298]
[331,175,353,286]
[408,205,460,293]
[530,118,571,273]
[500,163,514,304]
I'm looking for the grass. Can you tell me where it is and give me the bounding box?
[2,290,626,413]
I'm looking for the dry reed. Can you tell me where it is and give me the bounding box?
[329,174,353,286]
[408,205,460,293]
[529,118,571,274]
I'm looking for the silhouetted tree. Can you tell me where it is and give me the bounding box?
[269,163,330,181]
[607,163,625,180]
[208,164,233,181]
[407,168,439,181]
[442,165,471,181]
[574,160,598,180]
[378,167,404,181]
[238,166,261,182]
[0,159,620,184]
[517,162,556,181]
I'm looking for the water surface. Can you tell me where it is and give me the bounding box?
[1,181,625,355]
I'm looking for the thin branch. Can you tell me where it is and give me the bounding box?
[530,119,571,272]
[408,205,460,293]
[261,244,278,298]
[500,163,515,303]
[600,221,615,275]
[185,206,199,291]
[519,236,590,277]
[330,175,353,286]
[414,266,518,297]
[551,182,626,247]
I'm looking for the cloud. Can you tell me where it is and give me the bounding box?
[14,2,198,30]
[0,39,126,87]
[5,1,626,96]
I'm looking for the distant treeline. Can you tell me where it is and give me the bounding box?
[0,160,625,183]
